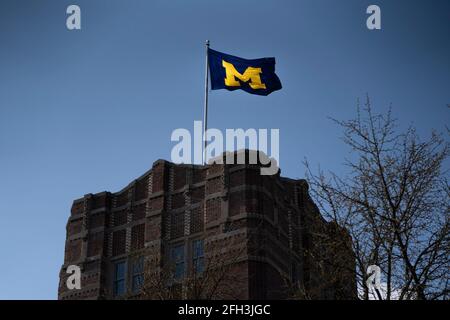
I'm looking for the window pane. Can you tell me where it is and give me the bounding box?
[174,262,184,280]
[171,245,185,280]
[193,240,204,275]
[131,257,144,294]
[193,240,204,258]
[114,262,126,297]
[132,274,144,293]
[171,245,184,262]
[114,279,125,296]
[115,262,126,280]
[133,257,144,275]
[194,257,204,274]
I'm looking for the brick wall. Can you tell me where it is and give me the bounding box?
[59,152,355,300]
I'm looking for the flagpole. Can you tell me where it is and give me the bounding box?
[202,40,210,165]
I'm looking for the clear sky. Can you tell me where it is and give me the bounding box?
[0,0,448,299]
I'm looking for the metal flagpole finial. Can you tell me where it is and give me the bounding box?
[206,40,210,46]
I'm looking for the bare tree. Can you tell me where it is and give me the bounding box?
[137,226,250,299]
[305,96,449,300]
[281,215,357,300]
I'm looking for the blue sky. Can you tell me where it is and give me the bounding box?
[0,0,448,299]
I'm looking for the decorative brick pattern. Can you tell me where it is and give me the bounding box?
[134,178,148,201]
[132,203,146,221]
[148,196,164,212]
[67,219,83,236]
[191,187,204,203]
[193,168,206,184]
[112,229,126,256]
[89,213,104,229]
[152,164,165,193]
[145,216,161,242]
[173,166,186,191]
[65,239,82,262]
[131,224,145,250]
[190,205,204,234]
[230,170,245,188]
[113,210,127,227]
[91,194,108,210]
[206,198,221,223]
[229,191,245,216]
[170,211,185,239]
[206,177,222,194]
[115,192,129,208]
[71,201,84,215]
[171,193,185,210]
[87,232,103,257]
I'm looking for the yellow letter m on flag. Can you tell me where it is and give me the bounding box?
[222,60,267,90]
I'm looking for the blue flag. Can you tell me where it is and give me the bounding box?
[208,48,282,96]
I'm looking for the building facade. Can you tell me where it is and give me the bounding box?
[58,151,356,300]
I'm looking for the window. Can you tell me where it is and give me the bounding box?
[113,261,126,296]
[171,245,185,280]
[192,239,204,275]
[132,257,144,294]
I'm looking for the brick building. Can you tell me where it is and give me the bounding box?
[58,151,356,300]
